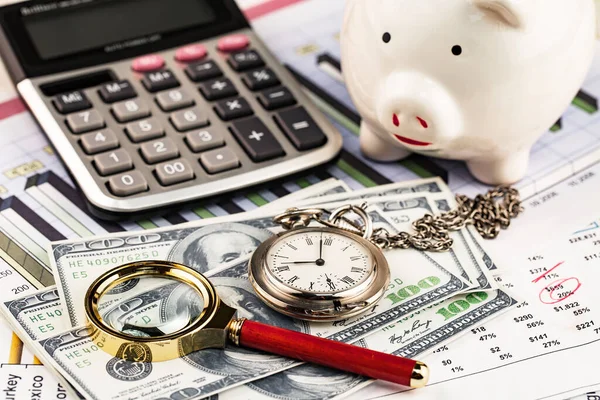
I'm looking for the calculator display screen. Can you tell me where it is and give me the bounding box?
[23,0,217,60]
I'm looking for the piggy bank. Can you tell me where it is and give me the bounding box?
[341,0,598,184]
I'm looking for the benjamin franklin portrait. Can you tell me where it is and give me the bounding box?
[168,222,272,273]
[183,277,304,376]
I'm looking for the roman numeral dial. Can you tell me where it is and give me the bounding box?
[265,230,374,293]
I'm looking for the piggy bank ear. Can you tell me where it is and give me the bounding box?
[474,0,525,29]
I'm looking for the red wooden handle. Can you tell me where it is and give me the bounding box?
[238,320,429,388]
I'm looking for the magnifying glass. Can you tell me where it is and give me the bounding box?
[84,261,429,388]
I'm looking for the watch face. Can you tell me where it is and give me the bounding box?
[265,230,374,293]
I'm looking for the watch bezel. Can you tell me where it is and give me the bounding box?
[249,227,390,322]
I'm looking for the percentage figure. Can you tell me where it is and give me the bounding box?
[526,320,545,328]
[543,340,561,348]
[451,366,464,373]
[499,353,513,361]
[573,307,592,316]
[433,345,449,353]
[479,333,497,341]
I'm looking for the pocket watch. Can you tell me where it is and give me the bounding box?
[249,187,523,322]
[249,205,390,322]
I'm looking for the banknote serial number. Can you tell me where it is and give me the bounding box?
[67,251,160,270]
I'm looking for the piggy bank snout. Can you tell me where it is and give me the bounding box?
[376,72,463,145]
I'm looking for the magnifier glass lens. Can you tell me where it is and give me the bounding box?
[97,275,206,337]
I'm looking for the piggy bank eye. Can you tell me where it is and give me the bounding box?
[382,32,391,43]
[452,45,463,56]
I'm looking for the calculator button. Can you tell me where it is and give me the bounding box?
[258,87,297,110]
[125,118,164,143]
[199,78,238,101]
[185,129,225,153]
[217,34,250,52]
[242,68,280,91]
[142,70,180,93]
[132,54,165,72]
[156,89,195,112]
[140,138,179,164]
[227,50,265,72]
[155,159,195,186]
[215,97,254,121]
[109,171,148,197]
[99,81,136,103]
[275,107,327,151]
[112,99,151,123]
[185,60,223,82]
[200,148,240,174]
[54,91,91,114]
[80,129,119,155]
[175,44,208,63]
[66,110,105,134]
[230,117,285,162]
[94,149,133,176]
[170,108,209,132]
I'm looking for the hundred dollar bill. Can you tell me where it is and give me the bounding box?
[10,228,469,400]
[219,289,518,400]
[51,205,469,330]
[296,178,499,288]
[262,178,352,211]
[1,261,303,400]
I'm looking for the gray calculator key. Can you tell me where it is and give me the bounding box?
[125,118,164,143]
[156,89,195,111]
[140,138,179,164]
[170,108,209,131]
[185,129,225,153]
[80,129,119,154]
[94,149,133,176]
[200,148,240,174]
[66,110,105,134]
[112,99,151,123]
[109,171,148,197]
[155,159,195,186]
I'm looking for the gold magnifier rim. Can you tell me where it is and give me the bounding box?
[84,260,225,361]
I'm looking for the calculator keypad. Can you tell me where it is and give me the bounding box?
[186,129,225,153]
[228,50,264,72]
[140,138,179,164]
[230,117,285,162]
[112,99,151,122]
[185,60,222,82]
[215,97,253,121]
[99,81,136,103]
[67,110,105,133]
[80,129,119,154]
[156,159,195,186]
[109,171,148,196]
[170,107,209,131]
[156,89,195,111]
[199,77,238,101]
[200,148,240,174]
[258,87,296,110]
[142,70,180,93]
[242,68,280,91]
[94,149,133,176]
[44,32,334,202]
[126,118,164,143]
[54,91,91,114]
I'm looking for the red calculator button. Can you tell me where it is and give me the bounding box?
[217,34,250,52]
[132,55,165,72]
[175,44,208,62]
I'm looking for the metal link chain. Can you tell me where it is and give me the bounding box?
[371,186,523,251]
[275,186,523,253]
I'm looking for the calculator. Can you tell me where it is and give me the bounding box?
[0,0,342,219]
